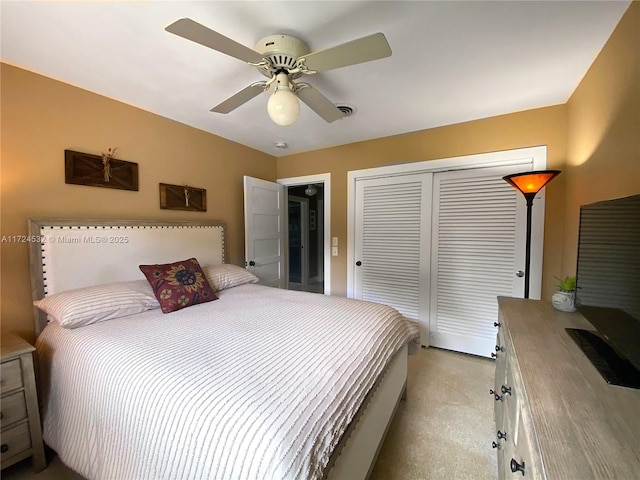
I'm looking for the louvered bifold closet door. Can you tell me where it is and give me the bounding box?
[354,174,432,343]
[429,167,527,357]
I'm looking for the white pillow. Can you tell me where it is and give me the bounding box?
[34,280,160,328]
[203,264,259,291]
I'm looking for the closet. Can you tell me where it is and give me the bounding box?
[348,147,546,357]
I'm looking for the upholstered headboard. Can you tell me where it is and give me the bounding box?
[28,218,226,335]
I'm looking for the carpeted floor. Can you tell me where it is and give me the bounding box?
[370,347,498,479]
[3,347,497,480]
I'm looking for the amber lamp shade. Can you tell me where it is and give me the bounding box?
[503,170,561,299]
[503,170,561,196]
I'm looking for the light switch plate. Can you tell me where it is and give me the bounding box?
[332,236,338,247]
[332,246,338,256]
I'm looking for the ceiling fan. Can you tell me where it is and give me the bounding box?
[165,18,392,126]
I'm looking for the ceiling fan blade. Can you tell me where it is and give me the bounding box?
[296,84,344,123]
[298,32,391,73]
[165,18,264,64]
[211,83,267,114]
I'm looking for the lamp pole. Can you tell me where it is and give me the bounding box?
[503,170,561,300]
[522,193,535,299]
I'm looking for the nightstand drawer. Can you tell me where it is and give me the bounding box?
[1,359,23,393]
[1,333,46,472]
[1,421,31,464]
[1,391,28,428]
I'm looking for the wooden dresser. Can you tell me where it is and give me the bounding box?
[1,332,46,472]
[493,297,640,479]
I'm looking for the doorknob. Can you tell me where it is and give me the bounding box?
[249,260,256,267]
[516,270,525,277]
[356,261,362,267]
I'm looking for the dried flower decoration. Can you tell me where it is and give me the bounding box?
[184,185,191,207]
[101,147,118,182]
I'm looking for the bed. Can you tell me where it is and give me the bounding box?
[28,218,420,480]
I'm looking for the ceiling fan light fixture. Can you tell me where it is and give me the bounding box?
[267,73,300,127]
[165,20,392,126]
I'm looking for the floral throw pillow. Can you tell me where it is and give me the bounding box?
[139,258,217,313]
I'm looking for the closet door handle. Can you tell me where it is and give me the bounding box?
[355,261,362,266]
[516,270,525,277]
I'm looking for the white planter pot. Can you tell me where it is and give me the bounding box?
[552,290,576,312]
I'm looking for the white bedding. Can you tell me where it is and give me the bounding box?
[36,284,420,480]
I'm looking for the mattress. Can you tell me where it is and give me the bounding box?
[36,284,420,480]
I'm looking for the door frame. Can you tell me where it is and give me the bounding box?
[278,173,331,295]
[347,146,548,298]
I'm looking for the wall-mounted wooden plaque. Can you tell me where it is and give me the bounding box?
[65,150,138,191]
[159,183,207,212]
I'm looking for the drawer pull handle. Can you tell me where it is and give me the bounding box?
[501,385,512,396]
[497,430,507,440]
[494,322,501,327]
[492,441,501,449]
[1,444,8,454]
[491,352,498,358]
[510,458,525,475]
[489,389,503,401]
[495,345,505,352]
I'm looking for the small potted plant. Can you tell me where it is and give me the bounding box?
[552,275,577,312]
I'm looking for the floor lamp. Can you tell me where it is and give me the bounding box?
[503,170,561,299]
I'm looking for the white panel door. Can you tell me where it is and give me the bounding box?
[244,176,285,288]
[354,173,432,344]
[429,166,531,357]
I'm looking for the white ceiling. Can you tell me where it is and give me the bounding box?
[1,1,630,157]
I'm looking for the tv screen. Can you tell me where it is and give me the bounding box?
[575,194,640,320]
[574,193,640,377]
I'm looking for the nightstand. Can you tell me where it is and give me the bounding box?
[1,332,46,472]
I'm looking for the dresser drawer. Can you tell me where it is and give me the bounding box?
[508,405,544,479]
[1,359,23,393]
[504,357,520,426]
[1,421,31,464]
[1,391,28,428]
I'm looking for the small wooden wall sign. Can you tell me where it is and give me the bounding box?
[65,150,139,191]
[159,183,207,212]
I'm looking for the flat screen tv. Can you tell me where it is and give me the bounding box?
[567,193,640,389]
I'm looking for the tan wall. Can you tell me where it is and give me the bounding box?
[564,1,640,269]
[278,106,568,299]
[0,64,277,340]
